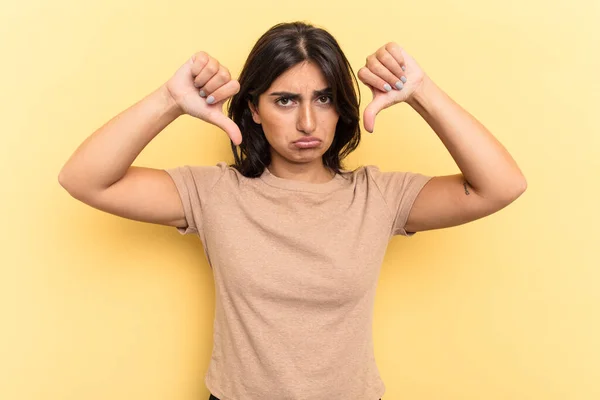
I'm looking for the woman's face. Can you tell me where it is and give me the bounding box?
[250,61,340,168]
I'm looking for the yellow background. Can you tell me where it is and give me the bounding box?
[1,0,598,399]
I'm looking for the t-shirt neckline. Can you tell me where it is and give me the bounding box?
[259,166,348,193]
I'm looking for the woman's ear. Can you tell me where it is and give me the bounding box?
[248,101,262,124]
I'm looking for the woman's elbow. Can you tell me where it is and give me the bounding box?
[503,174,528,204]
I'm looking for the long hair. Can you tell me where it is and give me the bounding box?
[227,21,361,177]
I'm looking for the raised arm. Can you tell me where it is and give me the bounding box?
[358,43,526,233]
[403,76,526,232]
[58,84,187,227]
[58,51,241,228]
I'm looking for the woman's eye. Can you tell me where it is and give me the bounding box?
[275,96,331,107]
[276,97,292,106]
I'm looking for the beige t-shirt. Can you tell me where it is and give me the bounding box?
[165,162,432,400]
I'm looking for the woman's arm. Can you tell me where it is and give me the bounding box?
[58,85,189,227]
[58,51,241,228]
[404,76,527,232]
[58,85,183,194]
[358,42,526,233]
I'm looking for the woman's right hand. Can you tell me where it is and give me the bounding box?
[165,52,242,145]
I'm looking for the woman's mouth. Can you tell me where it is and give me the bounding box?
[293,137,321,149]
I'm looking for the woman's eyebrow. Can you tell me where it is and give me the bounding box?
[268,87,332,98]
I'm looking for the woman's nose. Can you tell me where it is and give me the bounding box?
[296,104,316,134]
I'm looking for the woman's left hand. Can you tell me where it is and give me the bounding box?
[357,42,427,132]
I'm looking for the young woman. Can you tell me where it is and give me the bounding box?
[59,21,526,400]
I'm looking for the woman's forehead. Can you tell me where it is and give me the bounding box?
[267,62,329,92]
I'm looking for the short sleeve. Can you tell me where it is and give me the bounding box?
[164,162,228,235]
[365,165,433,237]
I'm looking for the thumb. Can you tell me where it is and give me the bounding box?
[363,97,386,133]
[209,111,243,146]
[363,103,376,134]
[362,84,392,133]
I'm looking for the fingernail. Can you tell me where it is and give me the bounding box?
[401,65,406,71]
[199,89,206,97]
[383,83,392,92]
[400,76,407,83]
[395,81,404,90]
[206,95,215,104]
